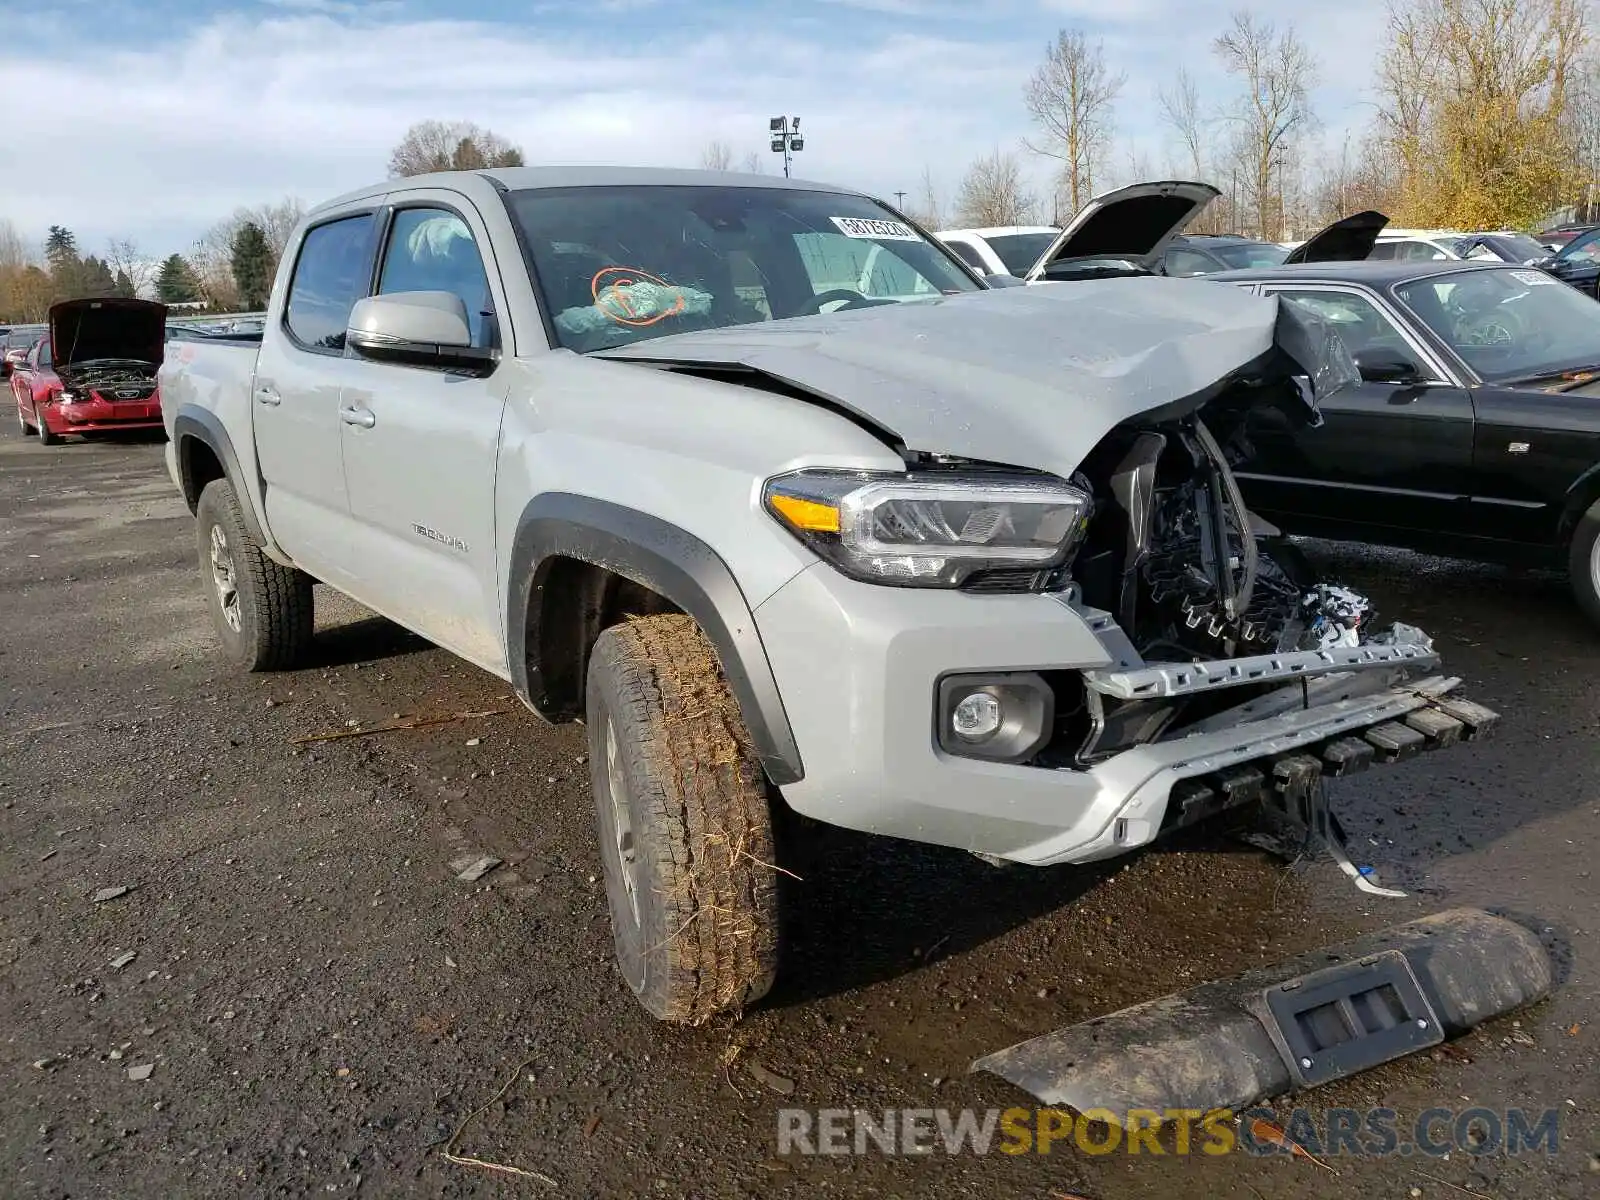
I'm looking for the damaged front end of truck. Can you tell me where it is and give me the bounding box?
[1047,297,1497,873]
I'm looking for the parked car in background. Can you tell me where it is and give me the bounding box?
[1022,181,1386,283]
[1210,257,1600,623]
[157,165,1485,1024]
[1453,231,1558,267]
[14,299,167,444]
[2,323,45,377]
[1367,231,1466,262]
[1535,223,1597,252]
[934,225,1060,277]
[1161,233,1289,276]
[1540,227,1600,298]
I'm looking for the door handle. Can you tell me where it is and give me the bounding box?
[254,384,281,407]
[339,404,375,429]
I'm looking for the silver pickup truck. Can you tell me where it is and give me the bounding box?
[158,167,1496,1025]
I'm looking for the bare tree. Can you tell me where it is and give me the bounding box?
[740,150,766,174]
[1158,66,1212,181]
[1024,29,1127,214]
[387,119,525,178]
[0,218,28,271]
[905,165,945,229]
[1213,11,1319,241]
[699,140,734,171]
[1159,66,1224,232]
[188,196,306,310]
[105,238,156,299]
[954,149,1036,227]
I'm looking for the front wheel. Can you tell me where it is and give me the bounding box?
[195,478,315,670]
[16,400,33,435]
[35,406,58,445]
[1571,499,1600,629]
[584,614,781,1024]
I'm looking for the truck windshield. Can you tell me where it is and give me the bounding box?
[504,184,980,352]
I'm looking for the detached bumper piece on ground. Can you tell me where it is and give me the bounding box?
[971,908,1553,1122]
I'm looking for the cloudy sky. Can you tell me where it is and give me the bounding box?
[1,0,1389,260]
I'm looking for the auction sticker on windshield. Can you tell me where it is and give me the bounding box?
[830,217,921,241]
[1511,269,1558,285]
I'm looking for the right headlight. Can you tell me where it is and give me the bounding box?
[762,468,1093,588]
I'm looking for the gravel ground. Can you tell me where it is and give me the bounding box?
[2,425,1596,1199]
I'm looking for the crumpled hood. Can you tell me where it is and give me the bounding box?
[597,280,1342,479]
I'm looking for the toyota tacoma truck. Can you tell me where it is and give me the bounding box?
[158,167,1497,1025]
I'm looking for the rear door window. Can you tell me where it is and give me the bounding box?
[284,214,379,353]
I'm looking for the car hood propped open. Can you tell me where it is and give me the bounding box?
[1023,181,1222,281]
[49,297,168,373]
[596,281,1356,480]
[1282,211,1389,264]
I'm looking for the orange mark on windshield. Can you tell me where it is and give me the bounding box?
[592,266,685,327]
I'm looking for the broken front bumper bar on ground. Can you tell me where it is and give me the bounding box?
[971,908,1554,1123]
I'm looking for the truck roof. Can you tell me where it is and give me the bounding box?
[310,166,864,219]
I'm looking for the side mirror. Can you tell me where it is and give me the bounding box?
[1353,347,1422,384]
[346,291,496,373]
[983,272,1025,288]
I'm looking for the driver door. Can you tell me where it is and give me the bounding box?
[1235,284,1475,537]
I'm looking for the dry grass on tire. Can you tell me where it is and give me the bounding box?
[611,614,780,1024]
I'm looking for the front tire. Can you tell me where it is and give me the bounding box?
[195,478,314,670]
[35,406,58,445]
[584,614,781,1024]
[1570,499,1600,628]
[16,401,33,435]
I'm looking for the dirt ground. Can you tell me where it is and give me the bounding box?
[2,425,1596,1199]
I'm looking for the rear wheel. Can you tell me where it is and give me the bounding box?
[195,478,315,670]
[35,406,58,445]
[584,613,781,1024]
[1570,499,1600,628]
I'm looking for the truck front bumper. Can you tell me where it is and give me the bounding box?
[754,565,1490,867]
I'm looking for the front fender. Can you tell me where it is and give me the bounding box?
[507,493,804,786]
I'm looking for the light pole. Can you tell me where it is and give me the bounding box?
[769,116,803,178]
[894,190,907,209]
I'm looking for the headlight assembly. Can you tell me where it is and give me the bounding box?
[763,468,1093,588]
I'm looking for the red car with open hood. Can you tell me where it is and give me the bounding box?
[14,297,166,444]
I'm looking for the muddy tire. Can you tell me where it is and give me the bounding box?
[584,614,780,1024]
[35,408,58,445]
[1570,499,1600,628]
[195,478,314,671]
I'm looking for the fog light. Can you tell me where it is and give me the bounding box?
[952,692,1002,740]
[936,672,1054,764]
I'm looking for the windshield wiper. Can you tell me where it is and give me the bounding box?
[1501,363,1600,390]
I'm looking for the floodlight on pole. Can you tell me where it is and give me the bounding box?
[769,115,803,178]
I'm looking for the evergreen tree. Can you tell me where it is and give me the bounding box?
[156,253,199,303]
[113,268,136,298]
[78,255,117,297]
[44,225,82,298]
[230,222,273,310]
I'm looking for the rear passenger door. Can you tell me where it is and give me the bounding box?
[337,195,512,674]
[1237,284,1476,535]
[252,209,382,583]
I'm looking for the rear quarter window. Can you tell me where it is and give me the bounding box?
[284,214,378,352]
